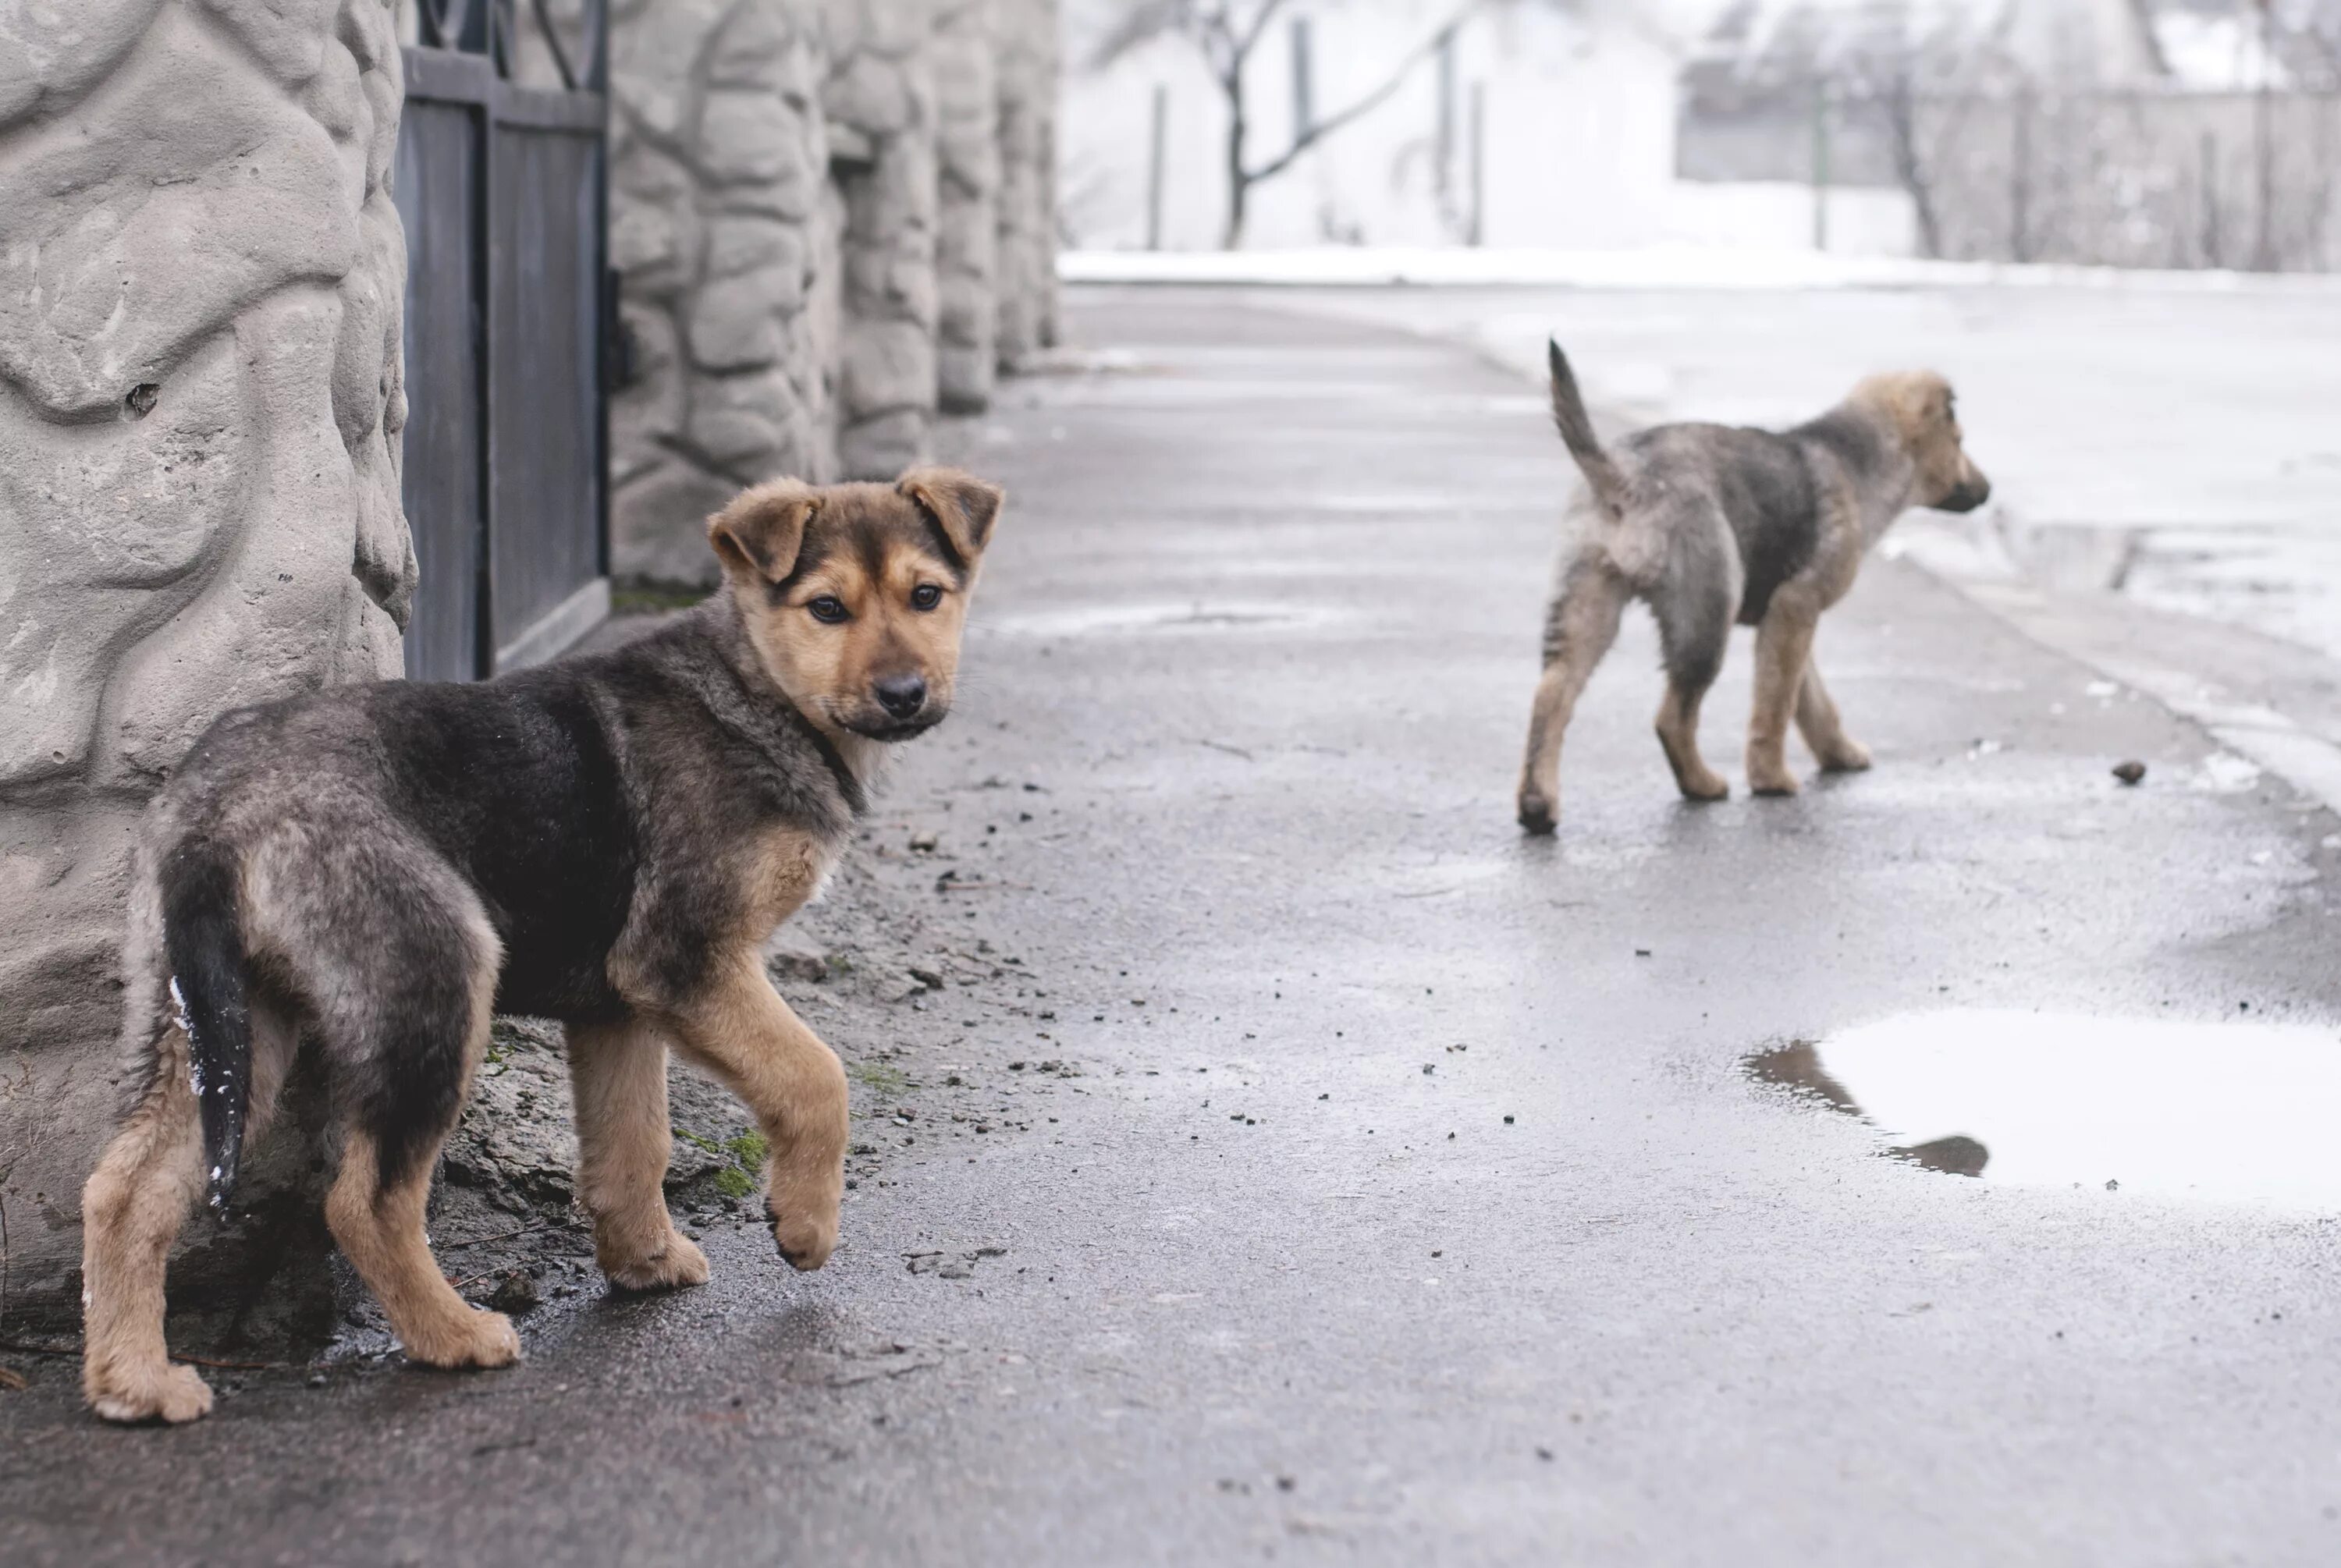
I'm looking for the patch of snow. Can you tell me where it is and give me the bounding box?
[2198,751,2265,793]
[2153,12,2289,90]
[1060,244,2341,295]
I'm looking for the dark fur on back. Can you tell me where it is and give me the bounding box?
[148,593,863,1199]
[1618,424,1823,626]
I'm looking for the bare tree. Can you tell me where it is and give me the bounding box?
[1833,8,2020,259]
[2275,0,2341,85]
[1092,0,1481,247]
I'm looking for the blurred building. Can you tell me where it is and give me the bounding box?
[1062,0,2341,268]
[1061,0,1917,253]
[1064,2,1689,252]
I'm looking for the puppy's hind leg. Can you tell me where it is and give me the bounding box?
[1517,555,1626,834]
[81,1033,211,1424]
[82,993,302,1424]
[302,871,517,1371]
[569,1016,708,1292]
[1650,548,1735,803]
[1795,658,1872,772]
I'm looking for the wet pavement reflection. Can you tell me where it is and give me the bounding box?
[1749,1010,2341,1209]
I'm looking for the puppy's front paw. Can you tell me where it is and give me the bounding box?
[402,1307,520,1370]
[88,1360,213,1424]
[769,1161,840,1270]
[1517,789,1558,835]
[1675,768,1730,803]
[604,1227,710,1293]
[1747,763,1800,796]
[1819,739,1872,773]
[770,1204,838,1272]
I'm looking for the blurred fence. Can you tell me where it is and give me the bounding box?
[1920,89,2341,271]
[1683,86,2341,271]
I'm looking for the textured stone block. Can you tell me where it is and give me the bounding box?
[0,0,410,1317]
[613,460,738,587]
[840,407,929,480]
[705,214,807,282]
[687,267,802,370]
[687,367,805,471]
[826,51,915,137]
[0,0,163,127]
[841,319,936,420]
[700,89,805,185]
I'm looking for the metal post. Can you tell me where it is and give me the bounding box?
[1436,28,1456,202]
[2201,129,2222,267]
[1811,76,1831,252]
[1146,83,1167,251]
[1469,80,1485,247]
[2253,0,2276,270]
[1290,16,1314,145]
[2009,83,2033,262]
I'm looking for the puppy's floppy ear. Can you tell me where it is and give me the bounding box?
[709,479,821,584]
[897,466,1004,566]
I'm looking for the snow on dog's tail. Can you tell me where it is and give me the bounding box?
[1546,339,1627,518]
[160,837,251,1215]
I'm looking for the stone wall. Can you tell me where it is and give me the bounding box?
[992,0,1060,367]
[0,0,414,1318]
[605,0,832,586]
[609,0,1058,587]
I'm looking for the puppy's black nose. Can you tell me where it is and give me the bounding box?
[874,674,927,718]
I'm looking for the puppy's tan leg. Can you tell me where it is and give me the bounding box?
[569,1016,708,1292]
[652,953,847,1271]
[1517,559,1626,834]
[327,1130,519,1369]
[83,994,303,1423]
[322,915,515,1371]
[81,1041,212,1424]
[1655,679,1730,801]
[1795,658,1872,772]
[1748,596,1820,795]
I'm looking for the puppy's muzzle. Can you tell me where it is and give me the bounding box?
[844,675,946,740]
[874,673,926,719]
[1937,470,1991,513]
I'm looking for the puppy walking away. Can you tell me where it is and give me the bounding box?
[1516,342,1989,833]
[80,469,1004,1423]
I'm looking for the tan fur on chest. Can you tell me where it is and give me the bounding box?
[737,825,840,940]
[1807,483,1870,608]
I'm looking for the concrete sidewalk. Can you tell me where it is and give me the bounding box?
[4,292,2338,1566]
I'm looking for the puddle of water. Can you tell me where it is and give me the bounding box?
[1749,1009,2341,1210]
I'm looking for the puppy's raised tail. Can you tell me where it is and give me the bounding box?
[160,837,252,1217]
[1547,338,1626,517]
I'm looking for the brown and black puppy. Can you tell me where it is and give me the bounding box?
[1516,342,1989,833]
[79,467,1003,1423]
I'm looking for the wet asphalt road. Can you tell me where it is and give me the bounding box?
[7,293,2341,1565]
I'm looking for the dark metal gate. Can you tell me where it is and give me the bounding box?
[395,0,611,682]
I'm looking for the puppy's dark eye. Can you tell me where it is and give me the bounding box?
[910,584,943,612]
[806,596,849,624]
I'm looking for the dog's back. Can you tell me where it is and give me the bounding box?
[165,669,644,1019]
[1615,423,1821,626]
[151,605,859,1029]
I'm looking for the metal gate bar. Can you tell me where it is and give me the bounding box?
[395,0,609,683]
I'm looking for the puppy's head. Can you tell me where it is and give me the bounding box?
[1860,371,1991,513]
[708,467,1004,741]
